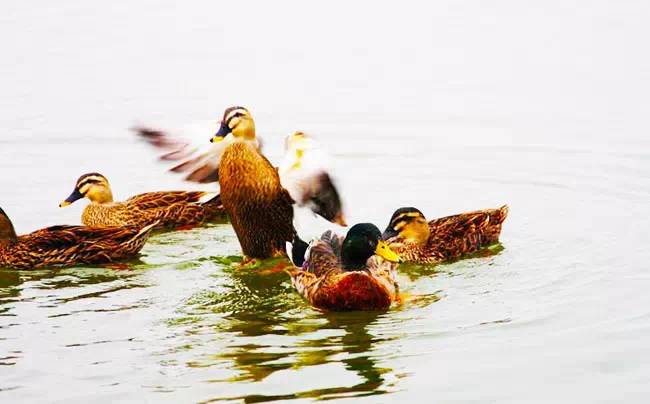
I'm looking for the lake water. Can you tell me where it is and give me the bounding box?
[1,1,650,402]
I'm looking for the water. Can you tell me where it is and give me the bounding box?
[2,0,650,402]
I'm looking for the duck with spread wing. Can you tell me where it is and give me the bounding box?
[135,106,346,260]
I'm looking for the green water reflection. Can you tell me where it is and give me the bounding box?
[171,260,411,402]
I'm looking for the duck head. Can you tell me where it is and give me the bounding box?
[210,106,256,143]
[0,207,17,245]
[59,173,114,207]
[341,223,401,270]
[382,207,430,246]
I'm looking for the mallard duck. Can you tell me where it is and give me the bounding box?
[382,205,509,264]
[135,106,346,259]
[0,207,156,270]
[59,173,225,229]
[286,223,401,311]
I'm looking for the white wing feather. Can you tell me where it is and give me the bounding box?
[134,121,261,183]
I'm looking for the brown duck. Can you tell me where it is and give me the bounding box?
[286,223,401,311]
[59,173,225,229]
[136,106,346,260]
[0,207,156,270]
[382,205,509,264]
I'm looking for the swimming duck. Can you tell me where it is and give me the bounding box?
[135,106,346,259]
[59,173,225,229]
[286,223,401,311]
[382,205,509,264]
[0,207,156,270]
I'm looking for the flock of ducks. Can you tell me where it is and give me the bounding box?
[0,106,508,311]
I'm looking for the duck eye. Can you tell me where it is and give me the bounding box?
[226,112,245,126]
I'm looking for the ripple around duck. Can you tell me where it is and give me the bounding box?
[145,251,486,402]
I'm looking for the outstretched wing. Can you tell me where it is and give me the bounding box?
[133,122,262,183]
[278,132,346,226]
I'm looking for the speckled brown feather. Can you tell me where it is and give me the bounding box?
[287,233,398,311]
[81,191,225,229]
[393,205,509,264]
[0,223,156,270]
[218,142,295,258]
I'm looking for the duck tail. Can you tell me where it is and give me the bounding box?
[480,205,509,245]
[286,233,310,267]
[497,205,509,223]
[199,193,222,207]
[199,193,225,218]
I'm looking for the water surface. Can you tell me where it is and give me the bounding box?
[1,1,650,402]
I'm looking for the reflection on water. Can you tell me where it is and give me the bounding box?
[164,259,436,402]
[0,220,501,401]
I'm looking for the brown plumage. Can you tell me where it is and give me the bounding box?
[218,141,295,258]
[287,225,401,311]
[382,205,509,264]
[134,106,347,260]
[60,173,225,229]
[0,207,156,270]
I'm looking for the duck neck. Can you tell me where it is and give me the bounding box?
[88,189,114,204]
[341,244,373,270]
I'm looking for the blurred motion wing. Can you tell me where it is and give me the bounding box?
[278,132,347,226]
[133,122,261,184]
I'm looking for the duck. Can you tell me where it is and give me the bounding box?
[382,205,509,265]
[286,223,401,311]
[0,207,156,270]
[59,172,226,229]
[135,106,346,260]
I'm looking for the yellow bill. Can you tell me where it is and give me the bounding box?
[375,240,401,263]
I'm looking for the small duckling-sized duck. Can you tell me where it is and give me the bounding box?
[382,205,509,264]
[0,207,156,270]
[286,223,401,311]
[135,106,346,260]
[60,173,225,229]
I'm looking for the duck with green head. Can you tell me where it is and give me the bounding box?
[286,223,401,311]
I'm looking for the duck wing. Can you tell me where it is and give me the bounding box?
[126,191,214,209]
[278,132,346,226]
[133,123,262,183]
[427,205,509,258]
[302,230,344,277]
[23,225,147,250]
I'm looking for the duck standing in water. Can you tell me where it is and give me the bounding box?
[0,207,156,270]
[286,223,401,311]
[59,172,225,229]
[382,205,509,264]
[136,106,346,260]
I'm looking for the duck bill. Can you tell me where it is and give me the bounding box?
[375,240,401,263]
[59,188,83,208]
[210,122,231,143]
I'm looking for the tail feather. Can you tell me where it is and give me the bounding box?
[199,193,221,206]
